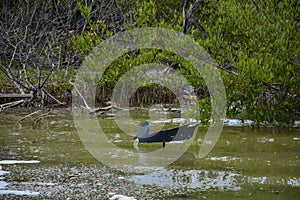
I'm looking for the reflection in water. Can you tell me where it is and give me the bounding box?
[0,109,299,199]
[247,176,300,187]
[130,168,241,191]
[130,168,300,191]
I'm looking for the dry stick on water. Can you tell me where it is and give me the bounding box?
[33,111,50,125]
[90,105,113,114]
[0,100,24,112]
[90,104,124,114]
[18,110,42,124]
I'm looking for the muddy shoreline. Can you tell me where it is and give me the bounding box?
[1,163,201,200]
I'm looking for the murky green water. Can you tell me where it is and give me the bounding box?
[0,108,299,199]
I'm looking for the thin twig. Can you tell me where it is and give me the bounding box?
[34,111,50,124]
[42,88,66,105]
[18,110,42,123]
[251,0,260,12]
[70,81,91,110]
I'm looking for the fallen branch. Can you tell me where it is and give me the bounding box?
[90,105,124,114]
[0,93,33,98]
[0,99,24,112]
[90,105,113,114]
[70,81,92,110]
[42,88,66,105]
[18,110,42,124]
[33,111,50,125]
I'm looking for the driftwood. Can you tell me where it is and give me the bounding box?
[18,110,42,124]
[33,111,50,125]
[0,93,33,98]
[0,99,25,112]
[90,105,123,114]
[17,110,50,126]
[0,93,33,112]
[0,89,66,109]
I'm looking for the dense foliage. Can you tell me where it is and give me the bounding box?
[0,0,299,125]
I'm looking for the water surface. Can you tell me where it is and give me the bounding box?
[0,108,299,199]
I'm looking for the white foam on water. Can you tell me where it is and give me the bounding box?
[0,169,9,176]
[0,190,39,196]
[287,178,300,187]
[169,141,184,144]
[0,181,9,190]
[151,119,172,124]
[205,156,241,162]
[0,160,40,165]
[109,194,136,200]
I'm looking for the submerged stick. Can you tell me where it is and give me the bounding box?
[33,111,50,124]
[18,110,42,124]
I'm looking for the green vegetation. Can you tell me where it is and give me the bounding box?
[0,0,299,126]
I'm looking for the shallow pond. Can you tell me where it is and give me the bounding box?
[0,108,299,199]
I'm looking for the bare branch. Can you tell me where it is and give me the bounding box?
[191,18,206,40]
[18,110,42,124]
[182,0,206,39]
[251,0,260,12]
[42,88,66,105]
[71,81,91,110]
[0,100,24,112]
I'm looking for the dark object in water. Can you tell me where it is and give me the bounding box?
[134,121,198,147]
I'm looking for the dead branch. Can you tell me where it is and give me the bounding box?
[18,110,42,124]
[191,18,206,40]
[90,105,113,113]
[251,0,260,12]
[71,81,92,110]
[42,88,66,105]
[0,93,32,98]
[183,0,206,39]
[71,81,122,115]
[90,105,124,114]
[0,100,24,112]
[218,61,239,76]
[33,111,50,125]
